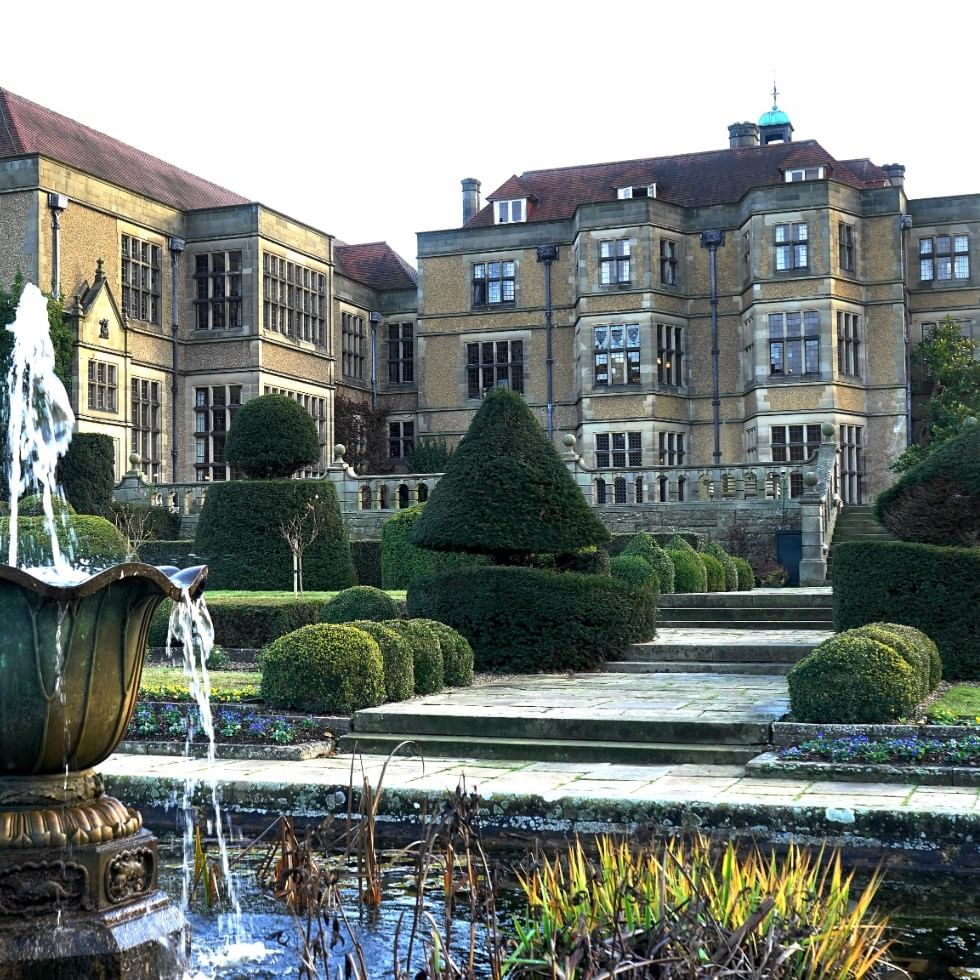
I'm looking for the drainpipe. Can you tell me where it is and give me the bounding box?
[47,194,68,299]
[369,311,381,409]
[536,244,559,441]
[700,230,726,465]
[168,237,185,482]
[899,214,913,446]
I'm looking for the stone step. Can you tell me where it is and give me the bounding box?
[658,605,831,622]
[658,619,832,630]
[349,708,770,746]
[606,660,795,676]
[624,643,812,664]
[659,594,831,610]
[336,732,763,766]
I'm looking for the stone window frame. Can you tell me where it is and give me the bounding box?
[773,222,808,272]
[131,377,161,481]
[770,423,822,497]
[194,250,243,331]
[387,322,414,384]
[659,239,678,285]
[120,234,161,324]
[466,338,524,398]
[837,311,861,378]
[472,260,516,307]
[919,234,969,282]
[838,222,855,273]
[657,322,684,388]
[593,323,640,387]
[657,430,686,466]
[341,311,367,381]
[839,423,864,505]
[598,239,631,286]
[262,252,326,345]
[594,431,643,469]
[87,359,118,413]
[768,310,820,377]
[388,419,415,460]
[193,384,242,482]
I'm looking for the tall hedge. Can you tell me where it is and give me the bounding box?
[225,394,321,479]
[59,433,115,515]
[833,540,980,679]
[194,480,355,591]
[381,504,484,589]
[407,566,656,673]
[409,387,608,561]
[874,420,980,547]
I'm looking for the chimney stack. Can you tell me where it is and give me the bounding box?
[728,122,760,149]
[882,164,906,189]
[461,178,481,225]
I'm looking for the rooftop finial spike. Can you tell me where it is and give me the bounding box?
[772,80,779,110]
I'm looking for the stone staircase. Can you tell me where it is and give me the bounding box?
[826,505,893,580]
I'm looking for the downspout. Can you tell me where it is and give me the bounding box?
[168,237,185,481]
[536,244,559,441]
[47,194,68,299]
[369,311,381,410]
[700,230,726,465]
[899,214,913,446]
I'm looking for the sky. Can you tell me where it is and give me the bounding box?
[3,1,978,266]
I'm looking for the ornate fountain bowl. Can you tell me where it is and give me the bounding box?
[0,562,206,776]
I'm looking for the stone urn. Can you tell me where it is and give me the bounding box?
[0,561,206,979]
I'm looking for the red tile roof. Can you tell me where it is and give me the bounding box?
[0,87,250,211]
[467,141,891,227]
[334,242,417,291]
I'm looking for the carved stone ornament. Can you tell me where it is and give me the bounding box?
[105,847,154,904]
[0,860,90,917]
[0,794,142,849]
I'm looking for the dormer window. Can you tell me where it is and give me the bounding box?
[494,199,526,224]
[784,167,825,182]
[617,183,657,200]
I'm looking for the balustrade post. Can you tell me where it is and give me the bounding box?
[326,443,361,513]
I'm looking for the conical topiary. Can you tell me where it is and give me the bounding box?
[409,387,608,562]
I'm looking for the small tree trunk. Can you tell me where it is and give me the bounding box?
[292,551,299,595]
[298,554,304,595]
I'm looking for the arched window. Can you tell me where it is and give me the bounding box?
[766,472,781,499]
[634,476,644,503]
[595,478,607,505]
[658,476,669,502]
[722,473,736,498]
[677,477,686,502]
[417,483,429,503]
[378,485,389,509]
[744,471,759,498]
[397,483,410,509]
[614,477,627,503]
[360,485,372,510]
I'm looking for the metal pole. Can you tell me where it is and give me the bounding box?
[536,244,559,441]
[700,230,725,466]
[369,312,381,410]
[169,237,185,482]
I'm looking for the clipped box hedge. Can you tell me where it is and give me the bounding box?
[352,540,382,587]
[407,566,656,673]
[608,531,704,556]
[139,539,196,568]
[833,540,980,679]
[0,514,126,569]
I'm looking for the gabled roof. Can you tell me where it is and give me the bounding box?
[486,175,536,202]
[467,141,891,227]
[0,87,250,211]
[334,241,417,291]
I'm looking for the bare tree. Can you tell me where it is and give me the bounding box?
[111,504,155,562]
[278,497,324,594]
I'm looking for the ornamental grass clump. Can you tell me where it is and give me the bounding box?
[508,834,893,979]
[321,585,400,623]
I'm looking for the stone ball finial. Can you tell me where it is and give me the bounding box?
[333,444,347,461]
[128,452,141,466]
[562,433,576,447]
[821,422,835,438]
[803,471,818,487]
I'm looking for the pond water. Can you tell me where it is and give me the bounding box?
[157,833,980,979]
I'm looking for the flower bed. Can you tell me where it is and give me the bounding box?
[779,733,980,766]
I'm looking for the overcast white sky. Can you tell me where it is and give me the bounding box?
[4,1,978,265]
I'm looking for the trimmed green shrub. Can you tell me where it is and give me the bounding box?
[704,542,738,591]
[409,387,609,561]
[107,502,181,541]
[59,433,115,515]
[407,566,656,673]
[225,394,320,479]
[350,621,415,702]
[411,619,474,688]
[875,420,980,547]
[321,586,399,623]
[833,540,980,679]
[0,514,127,570]
[149,594,328,649]
[732,556,755,591]
[382,619,444,694]
[868,621,942,692]
[608,531,703,556]
[849,624,933,701]
[380,504,485,590]
[139,540,195,568]
[260,624,385,714]
[666,534,697,554]
[195,480,355,591]
[407,437,453,473]
[547,547,611,576]
[17,494,75,517]
[700,553,726,592]
[609,554,660,591]
[667,548,706,593]
[788,632,920,723]
[352,540,382,587]
[622,532,675,594]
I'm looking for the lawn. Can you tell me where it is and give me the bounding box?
[140,665,260,702]
[926,684,980,724]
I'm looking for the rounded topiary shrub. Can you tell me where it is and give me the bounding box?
[622,532,675,594]
[852,622,941,696]
[704,542,738,591]
[787,632,920,724]
[350,620,415,702]
[259,624,385,714]
[380,504,486,590]
[195,480,355,590]
[225,394,320,479]
[17,494,76,517]
[609,554,659,591]
[407,566,657,673]
[322,586,399,624]
[0,514,127,570]
[58,433,115,515]
[410,619,474,688]
[732,556,755,591]
[667,548,706,593]
[381,619,444,695]
[701,553,726,593]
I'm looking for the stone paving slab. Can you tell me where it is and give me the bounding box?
[641,628,834,646]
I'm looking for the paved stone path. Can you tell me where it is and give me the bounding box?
[646,628,833,647]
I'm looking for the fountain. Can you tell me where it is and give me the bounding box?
[0,283,204,978]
